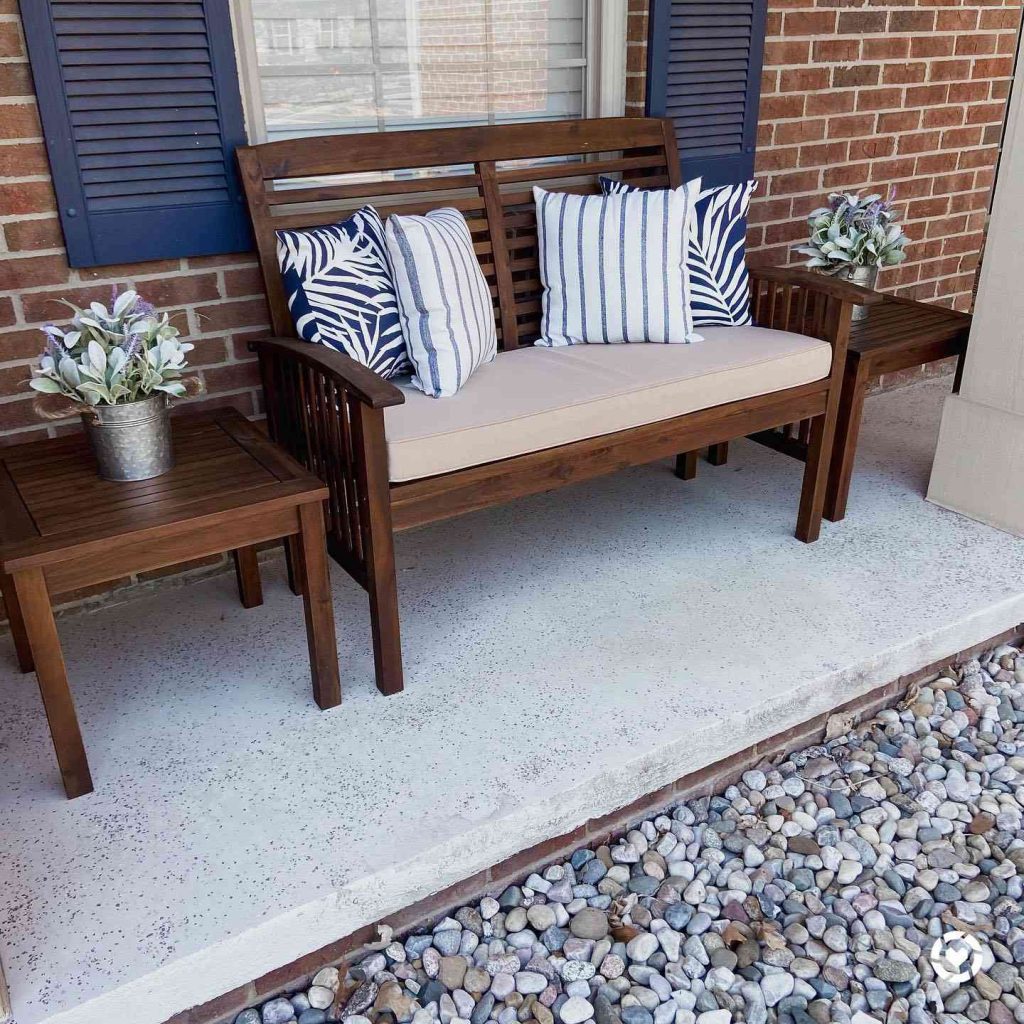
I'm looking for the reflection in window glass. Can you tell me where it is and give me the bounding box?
[248,0,588,142]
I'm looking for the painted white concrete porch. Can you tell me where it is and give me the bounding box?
[1,376,1023,1024]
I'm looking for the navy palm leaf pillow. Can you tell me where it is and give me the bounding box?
[600,177,757,328]
[276,206,411,379]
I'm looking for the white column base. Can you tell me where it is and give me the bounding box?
[927,393,1024,538]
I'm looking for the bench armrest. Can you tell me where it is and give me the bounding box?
[748,265,883,306]
[249,336,406,409]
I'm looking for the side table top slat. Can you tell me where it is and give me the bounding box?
[0,409,327,570]
[20,451,263,518]
[850,297,971,355]
[6,430,237,490]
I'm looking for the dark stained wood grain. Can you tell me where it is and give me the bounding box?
[352,404,403,696]
[239,117,670,180]
[675,452,698,480]
[13,567,92,799]
[389,383,830,532]
[707,443,729,466]
[746,293,971,523]
[824,357,871,523]
[241,117,859,693]
[795,294,852,543]
[233,546,263,609]
[1,570,33,673]
[296,501,341,710]
[0,409,339,798]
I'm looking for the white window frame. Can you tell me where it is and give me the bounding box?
[230,0,628,145]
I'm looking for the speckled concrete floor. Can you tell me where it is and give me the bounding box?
[2,377,1023,1024]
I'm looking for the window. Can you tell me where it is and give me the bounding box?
[231,0,627,144]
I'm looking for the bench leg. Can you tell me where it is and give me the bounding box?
[232,546,263,609]
[674,451,698,480]
[824,359,869,523]
[706,442,729,466]
[367,557,403,697]
[354,405,404,696]
[14,568,93,798]
[296,502,341,710]
[796,409,840,543]
[1,570,34,673]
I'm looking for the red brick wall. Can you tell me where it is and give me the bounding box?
[751,0,1020,310]
[0,10,270,448]
[625,0,1021,312]
[3,3,1015,453]
[626,0,650,115]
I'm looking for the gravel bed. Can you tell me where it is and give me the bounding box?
[236,641,1024,1024]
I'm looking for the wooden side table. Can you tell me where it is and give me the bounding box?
[822,295,970,522]
[0,409,340,799]
[688,295,970,523]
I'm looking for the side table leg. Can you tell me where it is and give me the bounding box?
[706,442,729,466]
[1,570,34,673]
[296,503,341,710]
[232,546,263,609]
[674,452,698,480]
[284,535,305,597]
[13,568,93,798]
[824,358,870,523]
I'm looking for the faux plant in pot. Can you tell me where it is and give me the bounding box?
[28,289,198,481]
[795,190,909,321]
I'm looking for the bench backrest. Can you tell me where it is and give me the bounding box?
[237,118,682,352]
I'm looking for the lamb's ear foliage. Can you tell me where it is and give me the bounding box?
[28,290,193,407]
[797,190,909,272]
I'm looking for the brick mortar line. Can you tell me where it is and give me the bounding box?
[773,32,1016,40]
[762,110,1008,121]
[756,221,988,235]
[0,282,264,299]
[0,293,266,322]
[764,58,1016,68]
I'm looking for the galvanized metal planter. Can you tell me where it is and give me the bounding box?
[835,264,879,322]
[81,393,174,482]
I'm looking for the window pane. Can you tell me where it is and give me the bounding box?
[260,73,378,137]
[247,0,587,141]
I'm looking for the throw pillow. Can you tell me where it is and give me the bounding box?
[276,206,410,379]
[385,208,498,398]
[601,177,757,328]
[533,182,702,346]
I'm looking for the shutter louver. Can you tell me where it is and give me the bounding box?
[646,0,767,187]
[21,0,250,267]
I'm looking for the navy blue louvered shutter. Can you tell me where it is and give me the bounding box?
[20,0,250,268]
[646,0,767,188]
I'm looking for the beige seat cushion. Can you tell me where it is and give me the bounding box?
[385,326,832,483]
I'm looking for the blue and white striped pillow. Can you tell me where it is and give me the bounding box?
[534,183,702,347]
[276,206,410,379]
[385,208,497,398]
[601,177,757,328]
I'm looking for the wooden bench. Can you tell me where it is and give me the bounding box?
[237,117,877,696]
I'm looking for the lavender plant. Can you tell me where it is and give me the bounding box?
[796,189,909,272]
[28,288,194,406]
